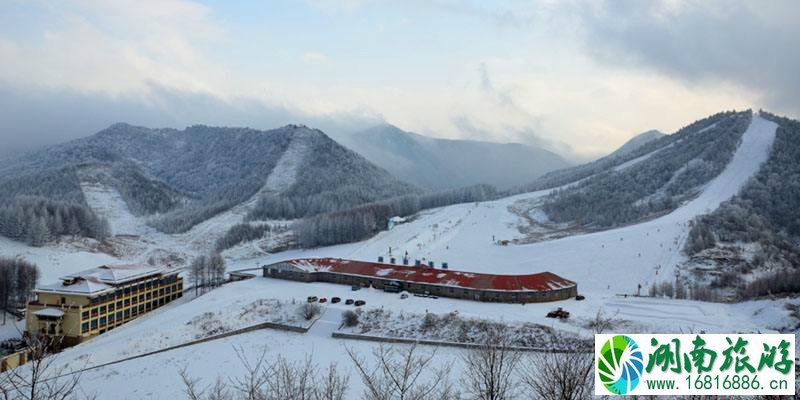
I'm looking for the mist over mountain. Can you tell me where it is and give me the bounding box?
[608,129,666,158]
[0,123,418,240]
[339,124,571,190]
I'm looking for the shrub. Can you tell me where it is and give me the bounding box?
[342,310,359,327]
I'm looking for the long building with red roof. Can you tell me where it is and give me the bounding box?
[263,258,577,303]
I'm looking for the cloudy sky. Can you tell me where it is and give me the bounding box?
[1,0,798,159]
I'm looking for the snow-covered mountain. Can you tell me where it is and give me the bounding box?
[607,129,666,158]
[14,110,799,400]
[0,123,419,241]
[339,124,571,190]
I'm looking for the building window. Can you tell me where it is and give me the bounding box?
[60,297,66,304]
[81,322,89,333]
[99,316,107,325]
[91,308,98,317]
[108,303,115,312]
[81,311,89,319]
[124,299,131,306]
[124,309,130,318]
[116,311,122,320]
[90,319,98,329]
[99,305,106,314]
[108,314,114,322]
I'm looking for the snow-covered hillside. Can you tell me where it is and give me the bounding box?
[3,114,795,400]
[244,115,778,296]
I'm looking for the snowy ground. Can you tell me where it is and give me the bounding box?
[29,276,798,399]
[1,114,794,398]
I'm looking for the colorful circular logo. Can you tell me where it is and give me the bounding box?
[597,335,644,394]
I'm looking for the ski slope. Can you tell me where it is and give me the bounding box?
[227,114,778,331]
[6,115,790,400]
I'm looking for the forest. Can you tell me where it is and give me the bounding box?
[685,111,800,298]
[293,184,497,248]
[0,258,38,319]
[541,111,751,228]
[0,196,109,246]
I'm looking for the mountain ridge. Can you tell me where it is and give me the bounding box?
[339,124,571,190]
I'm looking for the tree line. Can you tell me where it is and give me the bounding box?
[0,258,38,324]
[293,184,497,248]
[0,196,109,246]
[188,253,226,294]
[684,111,800,298]
[542,111,751,228]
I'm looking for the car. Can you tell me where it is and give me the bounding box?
[307,296,318,303]
[345,299,354,305]
[400,293,408,299]
[351,285,362,291]
[331,297,341,304]
[354,300,366,307]
[319,297,327,303]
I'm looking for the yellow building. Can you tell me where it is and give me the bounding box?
[25,264,183,347]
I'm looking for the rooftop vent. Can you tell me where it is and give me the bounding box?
[428,261,435,268]
[378,256,384,263]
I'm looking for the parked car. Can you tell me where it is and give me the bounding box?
[354,300,366,307]
[331,297,341,304]
[400,293,408,299]
[307,296,318,303]
[345,299,354,305]
[319,297,328,303]
[351,285,362,291]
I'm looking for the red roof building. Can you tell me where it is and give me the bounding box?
[264,258,577,303]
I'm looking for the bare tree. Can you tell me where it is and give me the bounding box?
[0,334,94,400]
[301,303,320,321]
[460,328,522,400]
[265,356,315,400]
[179,346,349,400]
[346,343,457,400]
[519,348,594,400]
[585,308,619,334]
[341,310,359,327]
[313,363,349,400]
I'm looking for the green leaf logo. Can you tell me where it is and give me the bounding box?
[597,335,644,394]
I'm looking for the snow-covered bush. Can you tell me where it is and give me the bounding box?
[341,310,359,327]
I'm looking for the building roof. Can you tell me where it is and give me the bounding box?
[33,308,65,318]
[37,264,175,295]
[284,258,576,292]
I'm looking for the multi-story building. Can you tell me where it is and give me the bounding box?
[25,264,183,347]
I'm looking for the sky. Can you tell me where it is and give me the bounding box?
[0,0,798,159]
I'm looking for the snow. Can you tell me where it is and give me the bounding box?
[0,312,25,341]
[0,236,121,284]
[3,115,789,398]
[612,143,670,172]
[263,128,313,192]
[82,184,152,237]
[32,308,64,318]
